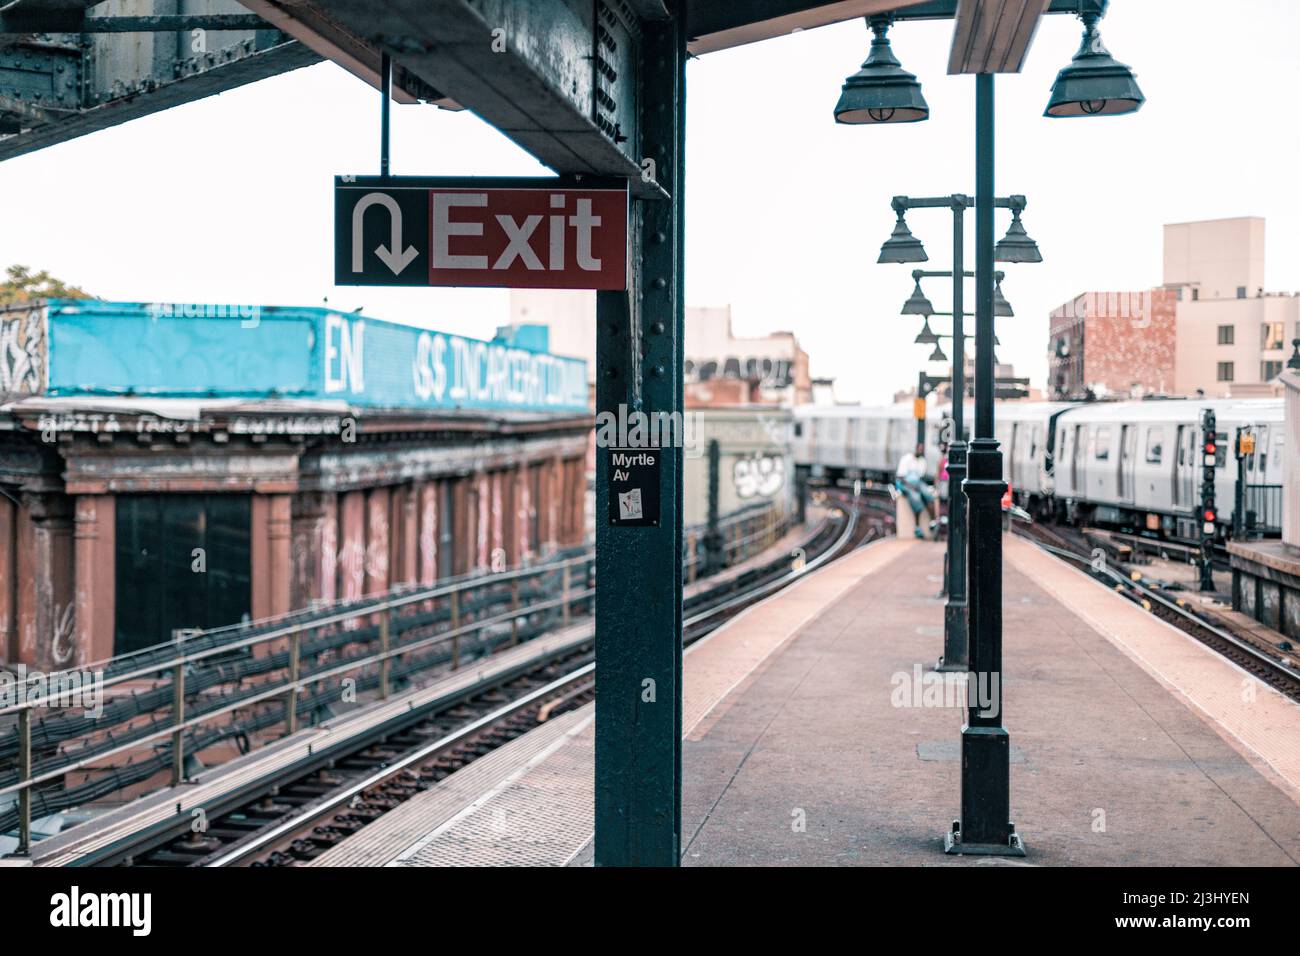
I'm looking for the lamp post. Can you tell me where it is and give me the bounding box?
[835,5,1143,857]
[889,196,1036,678]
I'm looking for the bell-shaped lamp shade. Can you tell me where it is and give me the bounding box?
[914,318,940,345]
[993,279,1014,317]
[1046,14,1145,118]
[928,343,948,364]
[901,279,935,315]
[995,209,1042,263]
[879,212,928,264]
[835,18,930,125]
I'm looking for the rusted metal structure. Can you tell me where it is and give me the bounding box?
[0,300,590,670]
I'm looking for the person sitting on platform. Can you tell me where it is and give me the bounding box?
[895,443,936,539]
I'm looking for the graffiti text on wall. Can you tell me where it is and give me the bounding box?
[685,356,793,388]
[734,455,785,499]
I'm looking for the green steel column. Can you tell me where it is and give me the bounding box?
[594,11,685,867]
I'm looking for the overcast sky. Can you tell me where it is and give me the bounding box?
[2,1,1298,403]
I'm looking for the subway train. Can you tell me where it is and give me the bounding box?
[794,397,1287,542]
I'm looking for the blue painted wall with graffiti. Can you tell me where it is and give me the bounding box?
[29,299,588,415]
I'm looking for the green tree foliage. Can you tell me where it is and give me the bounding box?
[0,265,93,305]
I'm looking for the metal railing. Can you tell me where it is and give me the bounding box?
[1241,483,1283,537]
[682,502,791,582]
[0,549,595,855]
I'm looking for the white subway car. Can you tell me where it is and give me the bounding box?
[794,397,1286,542]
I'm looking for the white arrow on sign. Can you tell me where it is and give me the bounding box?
[351,192,419,275]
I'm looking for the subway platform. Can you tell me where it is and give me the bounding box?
[314,536,1300,867]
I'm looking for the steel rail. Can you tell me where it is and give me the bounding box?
[203,664,595,867]
[205,495,872,867]
[1018,531,1300,690]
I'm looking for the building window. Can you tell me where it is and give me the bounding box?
[1217,325,1234,345]
[1216,361,1234,382]
[1261,321,1285,350]
[1144,427,1164,464]
[1261,360,1282,380]
[1237,287,1247,299]
[1191,288,1199,301]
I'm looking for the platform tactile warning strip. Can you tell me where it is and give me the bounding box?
[308,707,590,867]
[391,710,595,867]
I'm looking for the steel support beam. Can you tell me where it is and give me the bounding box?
[594,9,685,867]
[285,0,649,190]
[0,0,329,160]
[0,14,270,34]
[0,36,318,158]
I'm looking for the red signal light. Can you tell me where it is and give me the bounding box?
[1203,509,1216,522]
[1204,442,1216,455]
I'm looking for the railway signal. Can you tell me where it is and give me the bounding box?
[1199,409,1217,591]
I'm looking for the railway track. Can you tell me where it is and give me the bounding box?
[1014,518,1300,703]
[78,490,886,868]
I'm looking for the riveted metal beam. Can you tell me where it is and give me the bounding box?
[0,0,332,160]
[594,8,685,866]
[260,0,655,192]
[0,32,319,160]
[0,14,271,34]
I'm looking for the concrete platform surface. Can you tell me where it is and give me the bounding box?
[682,538,1300,866]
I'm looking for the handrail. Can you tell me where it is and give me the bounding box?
[0,550,593,712]
[0,585,595,799]
[1,548,595,855]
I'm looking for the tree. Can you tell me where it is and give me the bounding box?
[0,265,93,306]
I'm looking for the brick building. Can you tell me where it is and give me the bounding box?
[1048,289,1178,400]
[1049,217,1298,400]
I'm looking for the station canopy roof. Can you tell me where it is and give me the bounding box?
[0,1,1091,168]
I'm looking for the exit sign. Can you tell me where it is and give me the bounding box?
[335,176,628,291]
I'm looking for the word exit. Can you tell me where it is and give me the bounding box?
[335,176,629,291]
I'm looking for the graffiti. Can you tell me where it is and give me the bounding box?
[0,305,46,396]
[50,601,77,668]
[734,455,785,499]
[408,327,588,411]
[685,355,793,388]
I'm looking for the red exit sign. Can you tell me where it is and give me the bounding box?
[335,176,629,291]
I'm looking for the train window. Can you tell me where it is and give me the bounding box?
[1144,428,1164,464]
[1094,426,1110,460]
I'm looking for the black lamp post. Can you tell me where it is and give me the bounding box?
[883,198,1037,682]
[835,4,1141,858]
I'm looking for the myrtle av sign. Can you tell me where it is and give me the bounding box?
[335,176,629,291]
[607,448,661,527]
